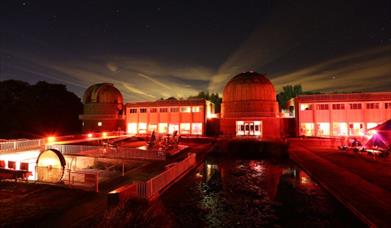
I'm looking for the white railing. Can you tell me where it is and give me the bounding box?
[46,144,166,161]
[140,153,196,199]
[0,139,43,153]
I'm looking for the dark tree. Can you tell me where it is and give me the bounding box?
[189,91,222,113]
[0,80,83,138]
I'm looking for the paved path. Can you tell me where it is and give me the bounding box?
[289,141,391,228]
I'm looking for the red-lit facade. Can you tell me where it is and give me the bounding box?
[126,98,215,136]
[295,92,391,137]
[220,72,281,139]
[79,83,126,132]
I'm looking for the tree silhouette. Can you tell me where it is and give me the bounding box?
[0,80,82,138]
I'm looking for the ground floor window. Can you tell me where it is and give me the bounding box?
[332,122,348,136]
[169,124,179,134]
[300,123,314,136]
[236,121,262,136]
[349,122,363,136]
[148,124,157,133]
[366,122,378,130]
[138,123,147,134]
[127,123,137,134]
[159,123,168,134]
[180,123,191,134]
[316,122,330,136]
[192,123,203,135]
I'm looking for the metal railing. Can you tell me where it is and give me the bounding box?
[46,144,166,161]
[138,153,196,199]
[0,139,43,153]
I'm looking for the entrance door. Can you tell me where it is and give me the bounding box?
[236,121,262,136]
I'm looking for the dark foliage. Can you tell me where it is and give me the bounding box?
[189,91,222,113]
[0,80,82,138]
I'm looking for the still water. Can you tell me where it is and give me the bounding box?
[139,156,364,227]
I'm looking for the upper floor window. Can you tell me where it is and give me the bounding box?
[316,104,329,110]
[332,104,345,110]
[385,103,391,109]
[140,108,147,113]
[170,107,179,112]
[129,108,138,113]
[160,108,168,112]
[366,103,379,109]
[300,104,313,111]
[150,108,158,113]
[192,106,200,112]
[180,106,191,113]
[349,103,362,110]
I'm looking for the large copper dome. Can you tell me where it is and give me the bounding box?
[83,83,123,104]
[221,72,278,118]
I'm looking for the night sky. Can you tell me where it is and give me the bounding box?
[0,0,390,101]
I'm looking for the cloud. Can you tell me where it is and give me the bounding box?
[271,46,391,92]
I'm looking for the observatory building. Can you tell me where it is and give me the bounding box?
[220,71,281,139]
[79,83,125,132]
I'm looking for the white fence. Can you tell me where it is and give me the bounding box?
[0,139,43,153]
[46,144,166,161]
[108,153,196,202]
[137,153,196,199]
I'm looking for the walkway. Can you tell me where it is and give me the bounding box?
[289,140,391,228]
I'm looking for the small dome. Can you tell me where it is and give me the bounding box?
[83,83,123,104]
[223,71,276,102]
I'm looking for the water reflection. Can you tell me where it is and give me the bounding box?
[143,157,362,227]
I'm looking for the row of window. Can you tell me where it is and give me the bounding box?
[127,122,203,135]
[300,122,378,136]
[129,106,201,114]
[301,102,391,111]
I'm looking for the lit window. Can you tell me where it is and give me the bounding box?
[180,123,191,134]
[169,124,179,134]
[192,106,200,112]
[180,106,191,113]
[158,123,168,134]
[332,122,348,136]
[316,104,329,110]
[300,104,313,111]
[140,108,147,113]
[236,121,244,136]
[138,123,147,134]
[349,103,362,109]
[367,123,378,130]
[160,108,168,112]
[127,123,137,134]
[97,122,102,126]
[191,123,203,135]
[366,103,379,109]
[150,108,158,113]
[332,104,345,110]
[148,124,157,132]
[316,122,330,136]
[300,123,314,136]
[349,122,363,136]
[170,107,179,112]
[385,103,391,109]
[129,108,138,113]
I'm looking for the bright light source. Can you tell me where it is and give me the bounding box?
[102,132,108,138]
[97,122,102,126]
[47,136,56,144]
[87,133,93,138]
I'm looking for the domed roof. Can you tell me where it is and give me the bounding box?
[83,83,123,104]
[223,71,276,102]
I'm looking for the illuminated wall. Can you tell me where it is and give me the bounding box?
[296,92,391,137]
[125,99,214,136]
